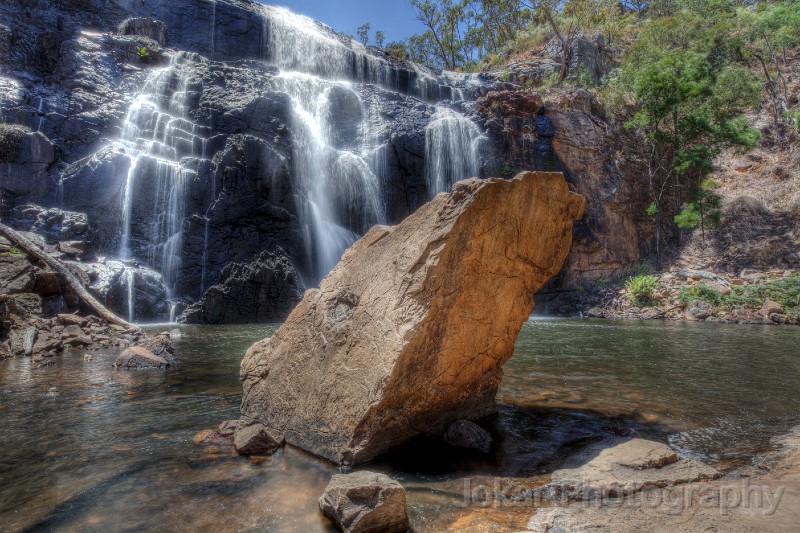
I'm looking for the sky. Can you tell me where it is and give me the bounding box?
[264,0,427,44]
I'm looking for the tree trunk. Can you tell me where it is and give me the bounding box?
[0,223,131,328]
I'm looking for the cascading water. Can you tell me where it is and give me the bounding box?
[114,54,209,321]
[274,72,385,281]
[424,107,486,195]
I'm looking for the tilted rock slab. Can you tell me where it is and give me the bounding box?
[240,172,585,464]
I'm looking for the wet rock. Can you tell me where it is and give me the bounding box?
[32,271,62,295]
[118,17,167,46]
[0,253,34,294]
[6,293,43,317]
[114,346,169,369]
[57,241,91,259]
[10,327,38,356]
[586,306,606,318]
[169,328,182,340]
[233,422,284,455]
[685,300,713,320]
[138,333,175,362]
[217,419,240,437]
[179,248,303,325]
[0,129,54,197]
[319,471,409,533]
[545,438,718,500]
[57,313,88,327]
[62,325,92,347]
[444,420,493,453]
[240,173,584,465]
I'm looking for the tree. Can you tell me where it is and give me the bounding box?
[623,12,760,263]
[357,22,371,45]
[375,30,386,48]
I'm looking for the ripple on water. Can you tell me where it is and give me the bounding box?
[1,319,799,531]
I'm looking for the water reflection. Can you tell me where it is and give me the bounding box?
[0,319,798,532]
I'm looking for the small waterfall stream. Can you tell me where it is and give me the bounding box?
[274,72,385,282]
[424,108,486,195]
[114,54,209,321]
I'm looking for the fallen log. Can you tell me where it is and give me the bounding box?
[0,222,131,328]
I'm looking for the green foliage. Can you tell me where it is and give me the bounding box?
[595,278,608,289]
[788,108,800,133]
[723,274,800,314]
[678,283,722,306]
[385,41,410,60]
[357,23,371,45]
[673,179,722,238]
[7,247,26,256]
[137,46,149,60]
[375,30,386,48]
[625,274,659,305]
[646,202,659,218]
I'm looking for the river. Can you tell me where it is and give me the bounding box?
[1,319,799,532]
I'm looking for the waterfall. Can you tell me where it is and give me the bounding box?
[424,107,486,195]
[113,54,209,321]
[275,72,385,282]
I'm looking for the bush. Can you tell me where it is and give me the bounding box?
[626,274,658,305]
[723,273,800,314]
[678,283,722,306]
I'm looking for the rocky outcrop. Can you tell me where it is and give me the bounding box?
[240,172,584,465]
[114,346,169,369]
[319,471,409,533]
[532,438,719,505]
[179,249,303,324]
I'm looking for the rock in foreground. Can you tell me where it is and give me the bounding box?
[319,471,408,533]
[240,172,585,465]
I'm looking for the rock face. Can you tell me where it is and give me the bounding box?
[240,172,584,465]
[179,249,303,324]
[319,471,409,533]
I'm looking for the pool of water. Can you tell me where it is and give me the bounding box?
[1,319,799,532]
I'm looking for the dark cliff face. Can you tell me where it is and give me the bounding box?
[0,0,645,322]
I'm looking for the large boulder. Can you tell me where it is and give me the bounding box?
[240,172,584,465]
[319,471,409,533]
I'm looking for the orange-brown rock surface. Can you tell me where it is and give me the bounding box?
[239,172,585,465]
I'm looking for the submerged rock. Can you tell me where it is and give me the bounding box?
[240,172,584,465]
[114,346,169,369]
[233,422,284,455]
[544,438,718,500]
[444,420,493,453]
[319,471,409,533]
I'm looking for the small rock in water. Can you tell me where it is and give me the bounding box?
[217,419,240,437]
[444,420,493,453]
[233,422,284,455]
[319,471,409,533]
[114,346,169,369]
[83,353,93,361]
[47,387,58,396]
[169,328,182,340]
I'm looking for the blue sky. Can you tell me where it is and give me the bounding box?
[265,1,427,44]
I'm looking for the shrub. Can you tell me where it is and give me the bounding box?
[7,247,26,256]
[678,283,722,306]
[723,273,800,314]
[0,123,28,163]
[625,274,658,305]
